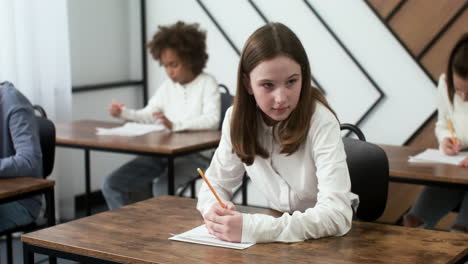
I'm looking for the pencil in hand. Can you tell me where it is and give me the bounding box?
[197,168,226,209]
[447,119,457,145]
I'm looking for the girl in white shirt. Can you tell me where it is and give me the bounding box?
[197,23,358,243]
[404,33,468,233]
[102,21,220,210]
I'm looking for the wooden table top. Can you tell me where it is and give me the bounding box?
[0,177,55,201]
[22,196,467,264]
[380,144,468,186]
[55,120,221,155]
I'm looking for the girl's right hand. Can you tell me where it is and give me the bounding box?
[441,137,461,155]
[203,201,242,242]
[109,101,124,118]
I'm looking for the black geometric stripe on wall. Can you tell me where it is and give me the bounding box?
[196,0,327,94]
[302,0,385,128]
[364,1,437,85]
[247,0,327,95]
[417,5,467,60]
[363,1,465,145]
[385,0,407,23]
[196,0,240,56]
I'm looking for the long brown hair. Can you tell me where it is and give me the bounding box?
[446,33,468,105]
[231,23,334,165]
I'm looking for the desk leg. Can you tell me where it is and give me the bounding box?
[167,156,174,195]
[45,187,56,227]
[22,243,34,264]
[85,149,91,216]
[45,187,58,264]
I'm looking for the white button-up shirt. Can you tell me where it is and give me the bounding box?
[120,72,220,132]
[435,74,468,148]
[197,103,359,243]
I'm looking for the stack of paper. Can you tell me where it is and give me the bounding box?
[169,225,254,250]
[96,122,165,136]
[408,149,468,165]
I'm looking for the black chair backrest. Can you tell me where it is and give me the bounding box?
[33,105,55,178]
[219,84,233,130]
[33,105,48,119]
[341,124,389,221]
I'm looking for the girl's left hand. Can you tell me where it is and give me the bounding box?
[204,202,243,242]
[459,157,468,168]
[152,112,173,129]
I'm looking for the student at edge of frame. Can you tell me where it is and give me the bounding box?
[404,33,468,234]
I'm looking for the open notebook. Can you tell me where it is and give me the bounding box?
[408,149,468,165]
[96,122,165,136]
[169,225,254,250]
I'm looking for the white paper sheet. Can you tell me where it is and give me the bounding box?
[408,149,468,165]
[169,225,254,250]
[96,122,166,136]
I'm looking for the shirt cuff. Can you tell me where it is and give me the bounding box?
[171,121,184,132]
[241,213,277,243]
[120,107,131,121]
[241,213,255,243]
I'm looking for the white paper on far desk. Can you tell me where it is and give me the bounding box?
[96,122,165,136]
[169,225,254,250]
[408,149,468,165]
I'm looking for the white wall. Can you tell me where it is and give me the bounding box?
[58,0,142,218]
[61,0,438,216]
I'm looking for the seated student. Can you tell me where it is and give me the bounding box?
[404,33,468,233]
[103,21,220,210]
[197,23,358,243]
[0,81,43,232]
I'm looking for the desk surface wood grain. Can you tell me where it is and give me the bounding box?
[22,196,467,264]
[55,120,221,154]
[0,177,55,201]
[380,144,468,186]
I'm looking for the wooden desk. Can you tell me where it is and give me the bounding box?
[0,177,54,203]
[0,177,56,264]
[22,196,468,264]
[380,144,468,189]
[56,120,221,215]
[0,177,55,231]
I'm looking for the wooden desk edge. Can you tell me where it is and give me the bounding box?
[447,248,468,264]
[0,178,55,200]
[20,196,468,264]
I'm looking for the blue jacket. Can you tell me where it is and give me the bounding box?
[0,81,42,217]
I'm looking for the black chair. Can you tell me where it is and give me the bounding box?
[33,105,55,177]
[341,123,389,221]
[178,84,234,198]
[0,105,56,264]
[218,84,233,130]
[226,124,389,214]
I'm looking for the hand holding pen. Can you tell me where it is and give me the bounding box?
[442,119,461,155]
[198,168,242,242]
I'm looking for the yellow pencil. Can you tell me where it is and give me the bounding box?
[197,168,226,209]
[447,119,456,145]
